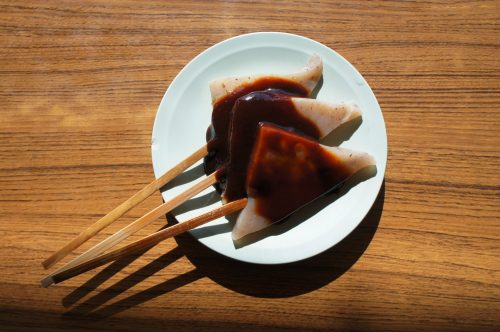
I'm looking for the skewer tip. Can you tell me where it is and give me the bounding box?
[40,275,54,288]
[41,259,52,270]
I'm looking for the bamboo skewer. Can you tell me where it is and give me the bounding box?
[42,144,208,269]
[40,171,218,288]
[44,198,247,287]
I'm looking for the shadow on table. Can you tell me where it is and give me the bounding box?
[62,181,384,318]
[179,180,384,297]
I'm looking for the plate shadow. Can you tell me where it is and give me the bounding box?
[175,181,385,298]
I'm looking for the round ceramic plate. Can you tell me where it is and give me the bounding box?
[151,32,387,264]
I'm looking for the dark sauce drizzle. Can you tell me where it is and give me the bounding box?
[223,89,321,201]
[247,123,350,222]
[204,77,310,196]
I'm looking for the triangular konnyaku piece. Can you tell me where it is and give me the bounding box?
[232,123,375,241]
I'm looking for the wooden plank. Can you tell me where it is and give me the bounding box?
[0,0,498,331]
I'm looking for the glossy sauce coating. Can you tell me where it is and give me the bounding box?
[204,77,308,190]
[247,123,350,222]
[223,90,321,201]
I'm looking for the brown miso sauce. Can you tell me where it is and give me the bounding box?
[204,77,308,189]
[223,90,321,201]
[247,123,351,223]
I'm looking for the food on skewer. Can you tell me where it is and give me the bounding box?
[232,123,375,241]
[204,55,323,179]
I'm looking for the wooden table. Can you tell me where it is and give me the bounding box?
[1,1,498,331]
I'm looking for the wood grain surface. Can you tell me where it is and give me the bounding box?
[0,1,499,331]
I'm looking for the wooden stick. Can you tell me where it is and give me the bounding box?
[42,144,208,269]
[44,198,247,287]
[40,171,218,287]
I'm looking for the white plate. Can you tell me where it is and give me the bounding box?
[151,32,387,264]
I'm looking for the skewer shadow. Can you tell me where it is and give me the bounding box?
[170,190,221,216]
[160,163,205,192]
[63,245,188,318]
[62,209,206,318]
[61,221,178,308]
[188,220,234,239]
[61,247,152,308]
